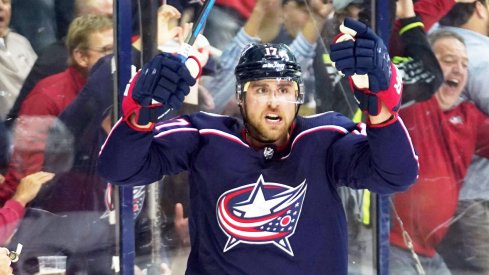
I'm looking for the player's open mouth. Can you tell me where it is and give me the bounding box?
[265,114,282,123]
[445,79,459,88]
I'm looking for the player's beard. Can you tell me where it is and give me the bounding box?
[245,115,291,145]
[240,98,297,147]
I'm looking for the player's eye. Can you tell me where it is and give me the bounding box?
[255,88,269,95]
[278,88,290,95]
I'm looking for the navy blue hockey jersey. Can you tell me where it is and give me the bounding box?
[98,111,418,275]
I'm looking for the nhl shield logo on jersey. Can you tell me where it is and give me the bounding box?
[216,175,307,256]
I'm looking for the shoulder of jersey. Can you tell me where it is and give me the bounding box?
[296,111,354,131]
[188,111,241,131]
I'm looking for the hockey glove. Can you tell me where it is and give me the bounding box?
[330,18,403,116]
[122,53,197,131]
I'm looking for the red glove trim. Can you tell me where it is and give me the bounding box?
[332,32,354,43]
[122,71,156,132]
[367,113,399,128]
[186,55,203,80]
[349,63,402,115]
[377,63,402,112]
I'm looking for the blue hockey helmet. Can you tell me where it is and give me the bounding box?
[235,43,304,104]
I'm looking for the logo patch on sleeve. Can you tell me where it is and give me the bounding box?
[216,175,307,256]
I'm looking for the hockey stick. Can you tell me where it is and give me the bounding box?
[177,0,216,62]
[157,0,216,116]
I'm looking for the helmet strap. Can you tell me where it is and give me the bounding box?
[238,95,250,135]
[294,104,301,119]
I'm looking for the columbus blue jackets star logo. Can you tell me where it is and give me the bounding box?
[216,175,307,256]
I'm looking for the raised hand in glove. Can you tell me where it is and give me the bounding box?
[122,53,198,131]
[330,18,402,117]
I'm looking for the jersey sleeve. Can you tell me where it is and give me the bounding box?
[327,117,419,194]
[98,115,200,186]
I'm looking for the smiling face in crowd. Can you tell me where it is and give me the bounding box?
[432,36,469,110]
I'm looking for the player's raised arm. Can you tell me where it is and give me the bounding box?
[329,18,418,193]
[98,52,198,185]
[330,18,403,126]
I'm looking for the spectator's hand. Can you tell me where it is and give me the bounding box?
[0,247,13,275]
[12,171,55,207]
[396,0,415,19]
[157,5,182,47]
[254,0,281,15]
[174,203,190,246]
[158,13,202,77]
[300,0,333,44]
[156,4,195,63]
[122,53,197,130]
[244,0,281,41]
[330,18,402,116]
[310,0,334,20]
[0,174,4,184]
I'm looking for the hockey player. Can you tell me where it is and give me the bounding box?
[98,18,418,275]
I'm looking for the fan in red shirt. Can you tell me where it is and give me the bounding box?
[0,14,113,205]
[390,29,489,274]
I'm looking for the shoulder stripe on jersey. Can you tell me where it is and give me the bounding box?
[153,127,249,148]
[155,118,191,130]
[199,111,230,118]
[199,129,250,148]
[302,111,334,118]
[154,128,199,138]
[280,125,348,160]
